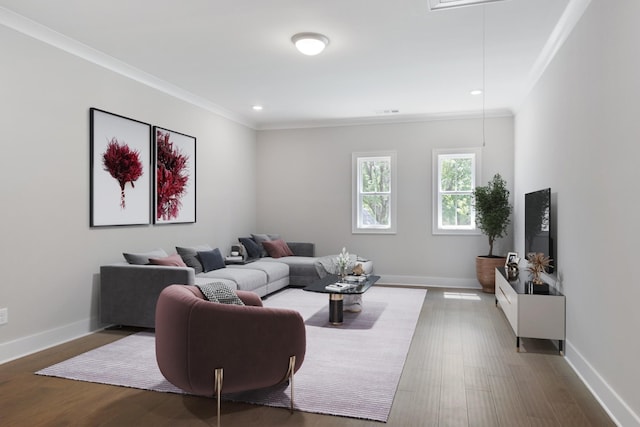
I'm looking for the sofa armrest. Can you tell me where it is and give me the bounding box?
[100,263,196,328]
[286,242,315,257]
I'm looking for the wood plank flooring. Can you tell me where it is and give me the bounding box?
[0,287,615,427]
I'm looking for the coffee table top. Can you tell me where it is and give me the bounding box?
[304,274,380,295]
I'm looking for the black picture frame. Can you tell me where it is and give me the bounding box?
[153,126,196,224]
[90,108,152,227]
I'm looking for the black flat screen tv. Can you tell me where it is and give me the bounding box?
[524,188,554,273]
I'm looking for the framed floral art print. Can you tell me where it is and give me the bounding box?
[153,126,196,224]
[90,108,152,227]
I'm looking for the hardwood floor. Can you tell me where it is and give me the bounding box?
[0,287,614,427]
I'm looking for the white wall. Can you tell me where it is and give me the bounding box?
[0,25,257,362]
[515,1,640,425]
[256,116,514,287]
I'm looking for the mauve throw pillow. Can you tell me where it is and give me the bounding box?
[239,237,261,259]
[148,253,187,267]
[262,239,294,258]
[198,248,226,272]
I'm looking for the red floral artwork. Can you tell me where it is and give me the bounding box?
[102,138,143,209]
[156,130,189,220]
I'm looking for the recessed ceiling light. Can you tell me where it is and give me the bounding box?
[252,105,263,111]
[291,32,329,56]
[470,89,483,95]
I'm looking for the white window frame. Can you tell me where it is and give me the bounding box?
[432,147,482,235]
[352,151,397,234]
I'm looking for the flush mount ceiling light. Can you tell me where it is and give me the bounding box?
[291,32,329,56]
[428,0,507,11]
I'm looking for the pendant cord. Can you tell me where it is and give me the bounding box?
[482,5,486,147]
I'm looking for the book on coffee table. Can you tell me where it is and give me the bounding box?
[325,282,354,291]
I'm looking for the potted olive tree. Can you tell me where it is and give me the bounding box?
[473,173,512,293]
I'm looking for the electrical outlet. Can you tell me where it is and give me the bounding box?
[0,307,7,325]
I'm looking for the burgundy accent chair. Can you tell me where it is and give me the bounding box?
[155,285,306,423]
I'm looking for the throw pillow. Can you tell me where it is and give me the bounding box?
[238,237,262,259]
[123,249,168,265]
[196,282,245,306]
[176,244,212,274]
[251,233,279,257]
[262,239,294,258]
[198,248,226,272]
[148,253,187,267]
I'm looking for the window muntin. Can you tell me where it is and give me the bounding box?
[433,148,481,235]
[353,152,397,234]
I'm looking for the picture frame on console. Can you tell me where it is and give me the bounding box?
[90,108,152,227]
[153,126,196,224]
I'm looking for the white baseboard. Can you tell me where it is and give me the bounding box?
[378,274,481,289]
[0,317,101,365]
[563,341,639,427]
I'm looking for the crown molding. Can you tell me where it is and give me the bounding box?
[517,0,592,112]
[255,108,513,131]
[0,6,256,129]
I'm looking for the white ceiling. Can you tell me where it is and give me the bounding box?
[0,0,582,130]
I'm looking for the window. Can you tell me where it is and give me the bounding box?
[432,148,481,235]
[352,151,397,234]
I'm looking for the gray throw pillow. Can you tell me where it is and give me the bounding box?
[251,233,280,257]
[123,249,168,265]
[198,248,226,272]
[197,282,245,306]
[176,244,213,274]
[238,237,261,259]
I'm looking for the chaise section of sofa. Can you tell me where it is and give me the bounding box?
[258,241,318,287]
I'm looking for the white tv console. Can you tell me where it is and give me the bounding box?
[494,267,565,354]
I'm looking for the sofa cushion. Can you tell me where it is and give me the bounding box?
[229,260,289,282]
[149,253,187,267]
[238,237,262,259]
[193,276,238,290]
[176,244,213,274]
[123,248,168,265]
[261,256,319,277]
[262,239,294,258]
[198,248,226,272]
[196,282,245,306]
[197,268,267,292]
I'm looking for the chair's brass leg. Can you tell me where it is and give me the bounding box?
[214,368,223,427]
[287,355,296,413]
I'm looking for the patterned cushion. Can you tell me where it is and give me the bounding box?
[196,282,245,306]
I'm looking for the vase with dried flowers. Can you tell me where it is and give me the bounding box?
[336,247,352,280]
[526,252,553,284]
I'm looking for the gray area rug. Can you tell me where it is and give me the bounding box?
[37,286,426,422]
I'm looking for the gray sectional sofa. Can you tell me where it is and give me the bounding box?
[100,241,374,328]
